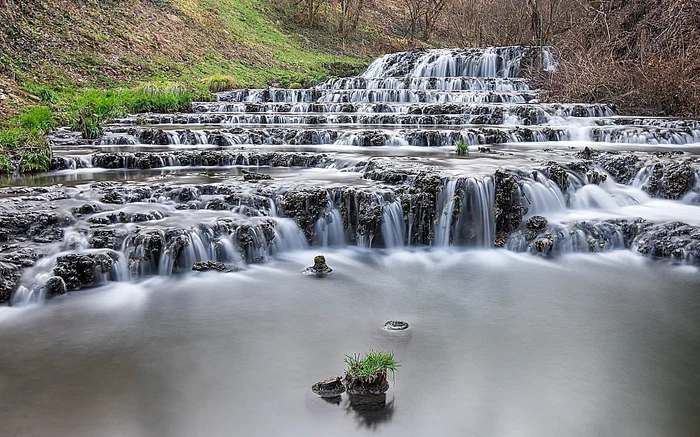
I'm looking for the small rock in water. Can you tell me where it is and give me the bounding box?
[383,320,409,331]
[241,170,273,182]
[311,376,345,398]
[192,261,233,273]
[303,255,333,277]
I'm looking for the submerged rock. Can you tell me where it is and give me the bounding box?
[241,170,273,181]
[311,376,346,398]
[383,320,409,331]
[192,261,233,273]
[303,255,333,277]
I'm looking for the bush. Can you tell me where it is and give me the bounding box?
[289,82,303,89]
[204,75,237,93]
[20,106,55,134]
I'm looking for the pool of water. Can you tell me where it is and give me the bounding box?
[1,248,698,437]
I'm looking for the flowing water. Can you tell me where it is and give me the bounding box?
[1,47,700,436]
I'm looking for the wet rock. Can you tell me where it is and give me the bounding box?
[0,262,22,303]
[73,203,101,216]
[311,376,346,398]
[281,188,329,242]
[641,161,696,200]
[633,222,700,264]
[544,162,570,191]
[494,170,526,247]
[0,209,72,244]
[42,276,67,298]
[593,152,642,184]
[192,261,232,273]
[303,255,333,277]
[242,170,273,181]
[383,320,409,331]
[53,252,119,290]
[344,375,390,396]
[525,216,548,241]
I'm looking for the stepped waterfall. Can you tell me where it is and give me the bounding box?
[1,46,700,437]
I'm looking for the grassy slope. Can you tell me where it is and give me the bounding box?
[0,0,424,171]
[0,0,416,115]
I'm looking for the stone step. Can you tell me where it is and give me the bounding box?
[189,101,616,118]
[98,125,700,147]
[315,76,531,91]
[214,88,539,104]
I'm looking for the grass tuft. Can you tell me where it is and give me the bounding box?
[344,349,399,383]
[20,106,55,134]
[455,140,469,156]
[0,155,13,174]
[19,148,51,173]
[204,75,237,93]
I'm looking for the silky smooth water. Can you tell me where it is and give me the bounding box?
[1,249,699,437]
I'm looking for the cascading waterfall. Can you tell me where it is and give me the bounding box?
[10,44,700,309]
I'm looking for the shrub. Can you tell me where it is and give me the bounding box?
[289,82,303,89]
[204,75,237,93]
[20,106,55,134]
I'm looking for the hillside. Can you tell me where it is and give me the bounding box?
[0,0,422,118]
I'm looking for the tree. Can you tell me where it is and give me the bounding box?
[422,0,448,41]
[339,0,365,38]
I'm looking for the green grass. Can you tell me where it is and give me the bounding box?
[19,148,51,173]
[0,155,12,174]
[20,106,55,134]
[344,349,399,382]
[455,140,469,156]
[204,75,238,93]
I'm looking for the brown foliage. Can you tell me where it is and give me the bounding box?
[538,0,700,115]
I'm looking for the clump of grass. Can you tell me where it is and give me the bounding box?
[0,128,24,150]
[20,106,55,134]
[204,75,237,93]
[0,155,13,174]
[344,349,399,383]
[455,140,469,156]
[129,83,193,113]
[19,148,51,173]
[0,128,47,150]
[24,82,57,103]
[289,82,303,89]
